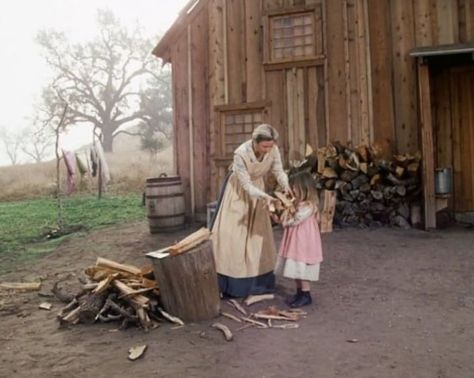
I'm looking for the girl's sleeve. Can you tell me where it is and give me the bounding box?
[233,154,272,199]
[271,146,289,190]
[282,204,314,227]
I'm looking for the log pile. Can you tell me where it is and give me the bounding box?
[290,143,422,228]
[55,257,162,331]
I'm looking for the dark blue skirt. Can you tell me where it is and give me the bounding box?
[218,271,275,298]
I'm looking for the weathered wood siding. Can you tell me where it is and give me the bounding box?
[169,6,210,215]
[159,0,474,213]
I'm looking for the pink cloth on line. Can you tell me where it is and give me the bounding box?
[278,215,323,265]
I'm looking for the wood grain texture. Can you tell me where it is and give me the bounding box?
[149,240,220,322]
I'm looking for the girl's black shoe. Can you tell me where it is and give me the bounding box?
[285,288,302,306]
[290,291,312,308]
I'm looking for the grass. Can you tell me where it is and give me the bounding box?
[0,194,145,274]
[0,146,173,201]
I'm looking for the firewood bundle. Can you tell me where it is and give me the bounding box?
[290,143,422,228]
[55,257,163,331]
[269,191,296,221]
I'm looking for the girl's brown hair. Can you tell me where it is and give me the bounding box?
[289,171,319,207]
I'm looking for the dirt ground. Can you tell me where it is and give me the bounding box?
[1,221,473,378]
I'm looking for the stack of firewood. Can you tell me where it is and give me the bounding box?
[54,229,213,330]
[290,143,422,228]
[54,257,182,331]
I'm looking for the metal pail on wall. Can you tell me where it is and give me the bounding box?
[435,167,452,194]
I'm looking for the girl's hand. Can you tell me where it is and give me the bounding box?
[284,186,295,199]
[270,213,280,223]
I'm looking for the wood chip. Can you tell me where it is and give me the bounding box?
[272,323,300,329]
[39,302,52,311]
[157,307,184,326]
[227,299,247,316]
[244,294,275,306]
[220,311,242,323]
[241,317,268,328]
[211,322,233,341]
[346,339,359,343]
[0,282,41,291]
[253,313,298,322]
[128,344,147,361]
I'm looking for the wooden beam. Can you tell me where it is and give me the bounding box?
[187,25,195,216]
[418,61,436,230]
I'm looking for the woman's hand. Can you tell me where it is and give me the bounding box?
[265,196,276,212]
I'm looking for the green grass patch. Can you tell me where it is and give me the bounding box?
[0,194,145,274]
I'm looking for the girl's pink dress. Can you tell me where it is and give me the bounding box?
[275,203,323,281]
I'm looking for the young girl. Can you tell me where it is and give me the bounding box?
[274,171,323,308]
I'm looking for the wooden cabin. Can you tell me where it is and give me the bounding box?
[153,0,474,228]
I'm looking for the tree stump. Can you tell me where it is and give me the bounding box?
[148,240,220,322]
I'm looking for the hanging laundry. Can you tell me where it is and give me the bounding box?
[76,153,88,177]
[62,150,76,195]
[90,148,98,177]
[93,139,111,185]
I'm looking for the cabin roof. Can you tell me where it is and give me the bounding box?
[152,0,205,62]
[410,43,474,57]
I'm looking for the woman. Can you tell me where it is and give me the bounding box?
[211,124,290,298]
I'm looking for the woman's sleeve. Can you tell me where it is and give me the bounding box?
[233,154,272,199]
[282,204,314,227]
[271,146,289,190]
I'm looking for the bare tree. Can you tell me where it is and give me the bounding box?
[21,121,55,163]
[36,9,164,152]
[0,127,22,165]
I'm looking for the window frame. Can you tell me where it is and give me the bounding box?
[262,5,325,69]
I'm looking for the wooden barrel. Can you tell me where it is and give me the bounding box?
[145,175,185,233]
[147,240,220,322]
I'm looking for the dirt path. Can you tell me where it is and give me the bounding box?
[1,222,473,378]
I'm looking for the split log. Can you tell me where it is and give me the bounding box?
[95,257,142,276]
[320,190,336,233]
[168,227,211,256]
[148,240,220,321]
[77,292,107,324]
[112,280,149,308]
[0,282,41,291]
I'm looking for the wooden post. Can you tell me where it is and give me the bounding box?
[417,60,436,229]
[148,240,220,322]
[187,25,195,217]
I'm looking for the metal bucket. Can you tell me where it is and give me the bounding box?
[206,201,217,229]
[435,167,452,194]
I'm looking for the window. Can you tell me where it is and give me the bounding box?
[263,5,324,67]
[214,101,270,158]
[271,13,315,60]
[223,111,263,155]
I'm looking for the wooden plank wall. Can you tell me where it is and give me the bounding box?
[169,6,210,215]
[164,0,474,210]
[191,10,210,213]
[208,0,225,199]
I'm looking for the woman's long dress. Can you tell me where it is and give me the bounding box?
[211,140,288,297]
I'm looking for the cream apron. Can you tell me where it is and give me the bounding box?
[211,148,277,278]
